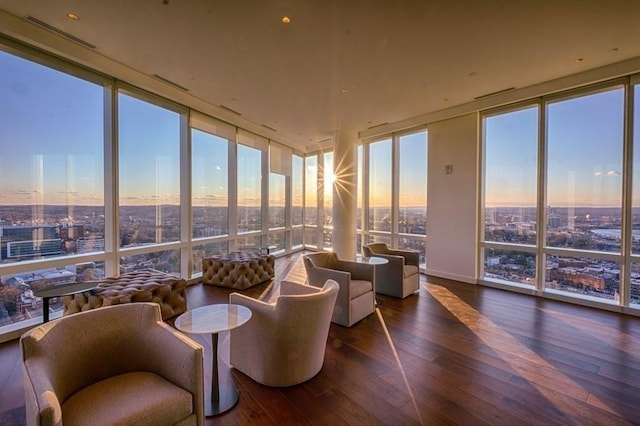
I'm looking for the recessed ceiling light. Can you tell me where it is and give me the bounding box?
[575,57,584,63]
[282,16,291,24]
[340,89,349,94]
[67,12,80,20]
[612,47,621,52]
[468,72,477,77]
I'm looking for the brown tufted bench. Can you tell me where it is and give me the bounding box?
[202,251,275,290]
[62,270,187,320]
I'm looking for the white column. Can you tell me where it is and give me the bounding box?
[332,130,358,260]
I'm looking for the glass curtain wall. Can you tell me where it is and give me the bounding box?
[359,131,427,264]
[0,48,107,327]
[304,155,318,247]
[0,42,304,335]
[481,82,633,307]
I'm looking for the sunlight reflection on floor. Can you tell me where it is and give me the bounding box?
[427,283,620,417]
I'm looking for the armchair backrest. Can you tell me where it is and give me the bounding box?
[21,303,161,404]
[363,243,390,257]
[303,252,339,270]
[276,280,339,327]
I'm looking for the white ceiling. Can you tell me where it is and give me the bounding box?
[2,0,640,151]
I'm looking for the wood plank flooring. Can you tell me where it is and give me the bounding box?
[1,251,640,425]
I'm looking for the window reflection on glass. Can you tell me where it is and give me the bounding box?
[192,129,229,238]
[323,152,333,228]
[631,85,640,254]
[483,106,538,246]
[368,140,392,232]
[292,155,303,226]
[546,88,624,253]
[237,144,262,233]
[357,145,363,231]
[0,51,105,265]
[399,132,427,237]
[305,155,318,226]
[118,92,181,247]
[269,173,285,229]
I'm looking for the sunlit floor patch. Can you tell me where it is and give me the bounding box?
[427,283,620,418]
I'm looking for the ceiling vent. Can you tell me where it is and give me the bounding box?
[25,16,97,49]
[474,87,515,100]
[261,124,277,132]
[152,74,189,91]
[219,105,242,116]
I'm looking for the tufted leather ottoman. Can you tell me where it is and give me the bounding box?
[62,270,187,320]
[202,251,275,290]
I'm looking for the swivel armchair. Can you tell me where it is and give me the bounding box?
[303,252,375,327]
[229,280,338,387]
[363,242,420,298]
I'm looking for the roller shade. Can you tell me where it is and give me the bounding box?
[269,141,292,176]
[237,129,268,152]
[190,111,236,140]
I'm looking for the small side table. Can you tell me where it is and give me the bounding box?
[174,304,252,416]
[358,256,389,306]
[33,281,97,322]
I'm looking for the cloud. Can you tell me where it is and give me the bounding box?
[594,170,621,176]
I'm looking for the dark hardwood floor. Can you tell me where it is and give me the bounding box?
[1,251,640,425]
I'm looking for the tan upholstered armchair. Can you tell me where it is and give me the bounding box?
[229,280,338,387]
[363,243,420,298]
[20,303,205,426]
[303,252,375,327]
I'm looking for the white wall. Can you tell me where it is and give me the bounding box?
[426,113,478,283]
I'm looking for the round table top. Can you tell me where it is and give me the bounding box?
[174,304,252,335]
[357,256,389,265]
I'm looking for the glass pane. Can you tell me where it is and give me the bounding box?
[630,262,640,306]
[119,249,181,275]
[545,255,620,302]
[292,155,303,226]
[546,88,624,253]
[399,131,427,236]
[267,231,285,254]
[305,156,318,225]
[369,140,392,232]
[237,144,262,233]
[304,227,317,248]
[269,173,285,229]
[483,106,538,245]
[632,85,640,254]
[0,262,105,326]
[323,229,332,250]
[192,241,228,276]
[192,129,228,238]
[483,248,536,286]
[0,51,105,265]
[357,145,363,230]
[323,152,333,227]
[237,234,261,251]
[292,227,303,248]
[118,93,181,247]
[398,236,426,268]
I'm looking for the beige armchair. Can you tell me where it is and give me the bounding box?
[20,303,205,426]
[363,243,420,298]
[229,280,339,387]
[303,252,375,327]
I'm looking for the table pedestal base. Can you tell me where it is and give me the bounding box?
[205,384,239,416]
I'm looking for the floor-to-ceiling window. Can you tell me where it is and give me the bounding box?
[0,40,304,336]
[398,131,428,267]
[0,46,108,328]
[291,154,304,249]
[322,151,334,250]
[304,154,318,248]
[481,81,633,309]
[190,113,234,276]
[359,131,427,263]
[117,89,184,274]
